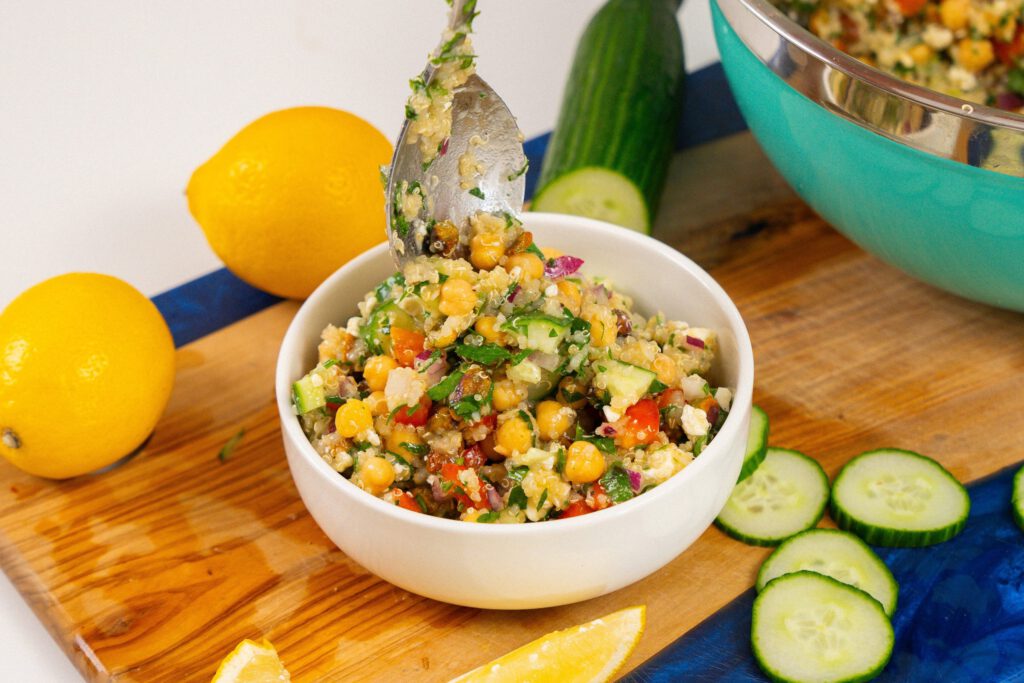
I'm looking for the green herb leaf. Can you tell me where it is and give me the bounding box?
[648,379,669,394]
[321,359,339,369]
[507,465,529,483]
[525,243,545,259]
[536,488,549,510]
[399,441,429,456]
[508,485,527,510]
[555,448,566,475]
[374,272,405,304]
[218,428,245,462]
[404,104,418,120]
[415,493,429,513]
[324,395,344,405]
[455,343,511,365]
[468,187,485,200]
[427,369,465,401]
[476,510,500,523]
[510,349,532,365]
[599,464,634,503]
[692,435,708,457]
[507,160,529,182]
[388,451,412,469]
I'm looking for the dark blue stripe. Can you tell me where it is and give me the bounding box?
[152,269,281,348]
[153,61,745,348]
[621,464,1024,682]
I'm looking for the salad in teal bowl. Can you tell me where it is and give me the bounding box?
[712,0,1024,312]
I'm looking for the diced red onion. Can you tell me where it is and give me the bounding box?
[438,137,449,157]
[596,423,617,437]
[589,284,611,305]
[414,349,433,363]
[685,335,705,349]
[417,353,447,387]
[627,469,643,493]
[508,284,521,302]
[707,404,720,427]
[543,255,584,280]
[528,351,561,372]
[431,477,448,502]
[486,485,504,511]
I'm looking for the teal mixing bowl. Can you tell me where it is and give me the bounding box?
[712,0,1024,311]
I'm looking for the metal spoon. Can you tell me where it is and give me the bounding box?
[384,0,527,267]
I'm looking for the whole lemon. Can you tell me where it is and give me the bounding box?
[187,106,393,299]
[0,274,175,479]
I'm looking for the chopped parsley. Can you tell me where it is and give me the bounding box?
[217,428,245,462]
[455,342,512,365]
[427,368,465,401]
[507,160,529,181]
[468,186,485,199]
[599,464,634,503]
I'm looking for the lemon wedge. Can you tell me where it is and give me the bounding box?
[449,605,646,683]
[211,639,290,683]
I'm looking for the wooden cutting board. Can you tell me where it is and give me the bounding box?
[2,131,1022,682]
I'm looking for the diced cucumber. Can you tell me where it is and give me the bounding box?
[502,315,570,355]
[1014,465,1024,533]
[752,571,894,683]
[360,302,416,356]
[292,374,326,415]
[593,359,657,408]
[756,529,898,617]
[715,448,829,547]
[532,167,648,233]
[739,404,769,482]
[831,448,969,548]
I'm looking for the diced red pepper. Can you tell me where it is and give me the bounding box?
[440,462,491,510]
[656,388,686,411]
[392,489,422,513]
[460,444,487,468]
[393,395,431,427]
[615,398,660,448]
[558,499,595,519]
[590,482,612,510]
[469,413,497,431]
[894,0,927,16]
[391,327,426,367]
[995,27,1024,65]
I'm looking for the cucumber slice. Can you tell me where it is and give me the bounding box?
[292,374,326,415]
[738,404,769,482]
[502,314,570,355]
[1014,465,1024,533]
[593,359,657,409]
[532,167,649,233]
[831,448,969,548]
[752,571,894,683]
[756,529,898,617]
[716,448,829,546]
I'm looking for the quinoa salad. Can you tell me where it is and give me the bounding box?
[774,0,1024,112]
[291,219,731,524]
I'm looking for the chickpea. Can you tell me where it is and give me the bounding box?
[956,38,995,72]
[439,278,477,317]
[461,507,486,522]
[359,456,395,495]
[652,354,678,386]
[585,308,618,348]
[535,400,575,441]
[336,399,373,438]
[474,315,506,344]
[939,0,969,30]
[556,280,583,316]
[386,427,425,461]
[492,379,527,411]
[470,232,505,271]
[366,390,388,416]
[557,376,588,409]
[495,414,533,456]
[908,43,933,65]
[363,355,397,391]
[504,253,545,280]
[565,441,606,484]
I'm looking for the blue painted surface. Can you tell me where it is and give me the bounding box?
[711,1,1024,312]
[151,268,281,348]
[154,62,747,348]
[621,464,1024,682]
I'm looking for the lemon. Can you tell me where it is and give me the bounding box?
[212,639,290,683]
[0,273,175,479]
[187,106,393,299]
[449,605,646,683]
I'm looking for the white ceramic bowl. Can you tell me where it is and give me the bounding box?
[276,212,754,609]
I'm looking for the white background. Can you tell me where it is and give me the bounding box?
[0,2,720,679]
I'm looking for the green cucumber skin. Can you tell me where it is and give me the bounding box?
[716,448,830,547]
[1013,466,1024,533]
[536,0,685,227]
[752,571,894,683]
[830,448,970,548]
[738,404,769,482]
[755,528,899,617]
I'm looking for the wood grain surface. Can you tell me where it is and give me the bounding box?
[1,132,1022,682]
